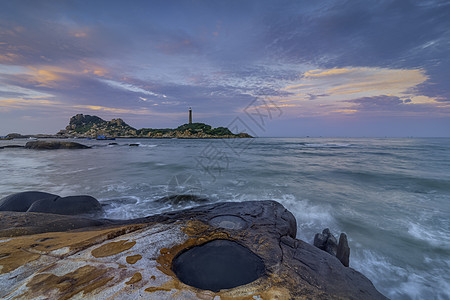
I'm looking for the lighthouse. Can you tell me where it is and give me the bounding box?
[189,107,192,124]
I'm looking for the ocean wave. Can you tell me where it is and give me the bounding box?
[301,143,354,148]
[407,222,450,249]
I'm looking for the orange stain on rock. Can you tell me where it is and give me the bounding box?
[125,272,142,285]
[91,240,136,258]
[126,254,142,264]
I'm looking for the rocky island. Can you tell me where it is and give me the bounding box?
[54,113,252,139]
[0,191,387,299]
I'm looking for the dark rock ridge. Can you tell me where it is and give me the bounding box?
[56,113,253,138]
[0,197,386,299]
[314,228,350,267]
[0,191,102,216]
[25,141,90,150]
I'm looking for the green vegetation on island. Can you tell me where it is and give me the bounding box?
[56,114,252,139]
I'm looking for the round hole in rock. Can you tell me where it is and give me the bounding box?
[208,215,247,230]
[172,239,265,292]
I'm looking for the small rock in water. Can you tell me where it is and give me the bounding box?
[129,143,139,146]
[337,233,350,267]
[314,230,328,250]
[314,228,349,266]
[325,233,338,256]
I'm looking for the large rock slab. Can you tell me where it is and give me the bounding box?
[0,200,387,299]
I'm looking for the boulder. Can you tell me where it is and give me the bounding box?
[326,233,338,256]
[0,200,386,299]
[25,141,90,150]
[337,233,350,267]
[0,191,59,212]
[27,195,103,216]
[0,192,102,216]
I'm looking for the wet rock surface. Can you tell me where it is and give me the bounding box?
[0,200,387,299]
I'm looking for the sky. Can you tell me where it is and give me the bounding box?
[1,0,450,137]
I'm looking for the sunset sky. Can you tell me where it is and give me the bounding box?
[1,0,449,136]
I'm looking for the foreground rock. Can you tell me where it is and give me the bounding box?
[0,191,102,216]
[0,200,386,299]
[25,141,90,149]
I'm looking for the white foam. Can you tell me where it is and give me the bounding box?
[276,194,336,241]
[407,222,450,248]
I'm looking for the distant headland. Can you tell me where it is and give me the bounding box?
[3,113,253,139]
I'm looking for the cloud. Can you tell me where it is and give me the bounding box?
[344,95,450,116]
[270,66,444,118]
[99,79,167,98]
[284,66,430,100]
[307,93,329,100]
[0,1,449,136]
[346,95,405,110]
[304,68,357,78]
[0,97,62,112]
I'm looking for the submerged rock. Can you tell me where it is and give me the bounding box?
[155,194,209,205]
[2,145,25,148]
[25,141,90,150]
[0,200,386,299]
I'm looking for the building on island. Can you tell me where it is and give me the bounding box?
[189,107,192,124]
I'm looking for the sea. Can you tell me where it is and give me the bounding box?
[1,137,449,300]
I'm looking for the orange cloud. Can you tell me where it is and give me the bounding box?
[0,53,19,63]
[72,105,153,115]
[0,98,62,111]
[271,66,438,117]
[74,32,88,38]
[304,68,357,78]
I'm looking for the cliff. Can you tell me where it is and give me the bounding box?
[57,114,252,139]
